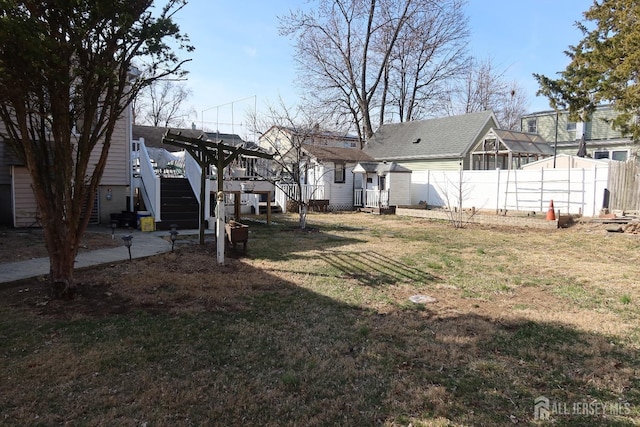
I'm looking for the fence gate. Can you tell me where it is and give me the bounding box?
[607,159,640,212]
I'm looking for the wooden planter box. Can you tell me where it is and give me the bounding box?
[225,220,249,252]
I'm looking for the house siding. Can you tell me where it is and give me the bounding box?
[527,113,571,143]
[95,114,129,186]
[0,141,12,185]
[397,159,460,171]
[329,165,356,210]
[0,108,131,227]
[12,166,39,227]
[524,106,627,143]
[587,108,625,140]
[0,142,14,225]
[556,140,636,157]
[310,162,356,210]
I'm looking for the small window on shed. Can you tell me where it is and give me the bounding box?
[566,122,576,131]
[334,163,345,183]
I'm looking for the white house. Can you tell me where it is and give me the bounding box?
[275,144,374,212]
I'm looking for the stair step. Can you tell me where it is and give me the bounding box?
[158,177,199,229]
[155,218,200,230]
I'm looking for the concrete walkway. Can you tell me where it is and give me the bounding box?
[0,228,213,286]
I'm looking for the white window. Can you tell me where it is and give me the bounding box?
[566,122,576,131]
[612,150,629,161]
[594,149,629,161]
[527,119,537,133]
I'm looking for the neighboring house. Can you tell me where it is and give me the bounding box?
[470,128,554,170]
[520,104,638,161]
[258,125,359,155]
[363,110,499,171]
[294,144,375,211]
[0,109,132,227]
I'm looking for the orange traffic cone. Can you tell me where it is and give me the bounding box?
[546,200,556,221]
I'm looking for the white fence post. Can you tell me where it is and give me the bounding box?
[539,168,544,213]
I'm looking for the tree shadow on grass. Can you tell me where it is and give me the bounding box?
[322,251,439,287]
[0,246,638,426]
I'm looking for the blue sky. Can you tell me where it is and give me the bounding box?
[172,0,593,136]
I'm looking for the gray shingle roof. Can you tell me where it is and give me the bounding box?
[302,144,374,163]
[363,111,497,160]
[355,161,412,174]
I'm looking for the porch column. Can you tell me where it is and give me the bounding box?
[266,191,271,224]
[233,191,241,221]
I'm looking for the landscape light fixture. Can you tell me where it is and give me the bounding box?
[122,235,133,261]
[110,219,118,239]
[170,229,179,252]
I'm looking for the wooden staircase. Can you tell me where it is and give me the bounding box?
[158,177,199,230]
[257,202,283,215]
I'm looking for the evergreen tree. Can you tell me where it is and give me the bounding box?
[534,0,640,139]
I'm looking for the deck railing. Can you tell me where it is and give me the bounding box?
[276,184,326,210]
[137,139,161,220]
[354,189,389,208]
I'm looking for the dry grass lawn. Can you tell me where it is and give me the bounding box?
[1,212,639,426]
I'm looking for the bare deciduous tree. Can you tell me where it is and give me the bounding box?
[443,57,529,130]
[133,80,195,127]
[251,100,335,230]
[382,0,468,124]
[279,0,469,146]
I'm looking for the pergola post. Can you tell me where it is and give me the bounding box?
[216,190,225,265]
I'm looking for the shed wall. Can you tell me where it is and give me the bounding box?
[388,173,412,206]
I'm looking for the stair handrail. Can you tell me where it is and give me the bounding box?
[137,138,161,221]
[184,152,217,226]
[184,151,201,199]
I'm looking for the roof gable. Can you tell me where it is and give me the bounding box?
[487,128,555,156]
[363,111,497,160]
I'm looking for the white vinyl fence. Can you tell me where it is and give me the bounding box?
[411,166,610,217]
[275,184,326,210]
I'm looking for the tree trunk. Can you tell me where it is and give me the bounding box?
[299,203,308,230]
[47,234,80,300]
